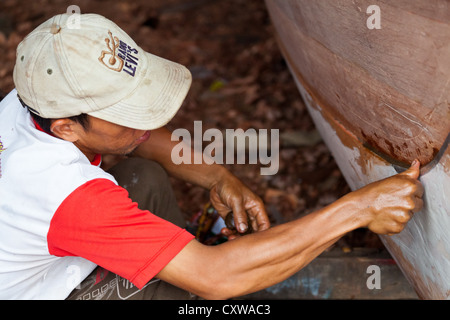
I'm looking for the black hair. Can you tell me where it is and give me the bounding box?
[17,95,89,134]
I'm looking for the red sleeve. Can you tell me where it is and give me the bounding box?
[47,178,195,289]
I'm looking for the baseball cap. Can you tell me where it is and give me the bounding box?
[13,13,192,130]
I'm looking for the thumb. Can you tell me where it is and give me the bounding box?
[400,159,420,179]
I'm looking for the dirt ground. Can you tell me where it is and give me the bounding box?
[0,0,383,249]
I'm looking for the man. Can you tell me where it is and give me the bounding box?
[0,13,423,300]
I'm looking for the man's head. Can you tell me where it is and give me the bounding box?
[19,95,152,160]
[13,13,192,132]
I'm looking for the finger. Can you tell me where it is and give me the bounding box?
[412,197,423,213]
[414,180,424,198]
[220,227,240,240]
[248,206,270,232]
[230,199,249,233]
[246,214,257,232]
[400,159,420,180]
[247,214,262,233]
[392,208,413,224]
[386,220,407,235]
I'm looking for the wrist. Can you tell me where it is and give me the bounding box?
[207,165,232,190]
[333,191,372,230]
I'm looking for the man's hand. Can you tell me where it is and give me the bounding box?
[133,127,271,238]
[209,173,270,237]
[350,160,424,235]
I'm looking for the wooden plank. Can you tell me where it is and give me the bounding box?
[242,248,418,300]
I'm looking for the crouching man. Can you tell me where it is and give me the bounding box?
[0,13,423,300]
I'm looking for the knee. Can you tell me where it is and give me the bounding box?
[108,157,170,191]
[130,158,168,184]
[108,157,185,227]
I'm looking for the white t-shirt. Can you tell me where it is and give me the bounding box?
[0,90,194,299]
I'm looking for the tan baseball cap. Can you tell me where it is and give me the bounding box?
[13,13,192,130]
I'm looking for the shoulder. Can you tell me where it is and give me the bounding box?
[0,89,117,212]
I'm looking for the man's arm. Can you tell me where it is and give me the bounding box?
[132,127,270,233]
[133,127,226,188]
[156,162,423,299]
[133,127,423,299]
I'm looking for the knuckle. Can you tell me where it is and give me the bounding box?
[415,199,424,212]
[403,180,416,193]
[405,198,416,210]
[390,223,405,234]
[417,182,425,196]
[397,211,411,223]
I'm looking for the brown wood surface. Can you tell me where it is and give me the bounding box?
[266,0,450,167]
[266,0,450,299]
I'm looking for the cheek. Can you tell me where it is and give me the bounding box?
[104,126,136,140]
[84,120,142,153]
[110,129,142,148]
[86,130,130,149]
[110,131,137,146]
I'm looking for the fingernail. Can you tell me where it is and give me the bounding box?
[239,223,248,232]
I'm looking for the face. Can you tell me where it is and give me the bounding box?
[51,115,151,161]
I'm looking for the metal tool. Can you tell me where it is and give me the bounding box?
[363,131,450,175]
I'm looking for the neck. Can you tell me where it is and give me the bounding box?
[33,120,101,165]
[74,143,101,165]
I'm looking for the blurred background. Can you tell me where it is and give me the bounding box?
[0,0,384,251]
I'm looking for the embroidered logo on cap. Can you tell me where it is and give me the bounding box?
[98,31,124,72]
[98,31,139,77]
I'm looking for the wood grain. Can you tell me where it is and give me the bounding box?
[266,0,450,166]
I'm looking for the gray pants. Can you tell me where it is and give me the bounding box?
[66,158,196,300]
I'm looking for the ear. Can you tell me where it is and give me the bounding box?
[50,119,80,142]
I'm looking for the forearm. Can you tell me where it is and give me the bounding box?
[214,193,363,297]
[159,192,364,299]
[133,127,228,189]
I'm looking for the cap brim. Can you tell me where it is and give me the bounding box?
[88,52,192,130]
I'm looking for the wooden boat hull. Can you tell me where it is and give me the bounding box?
[265,0,450,299]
